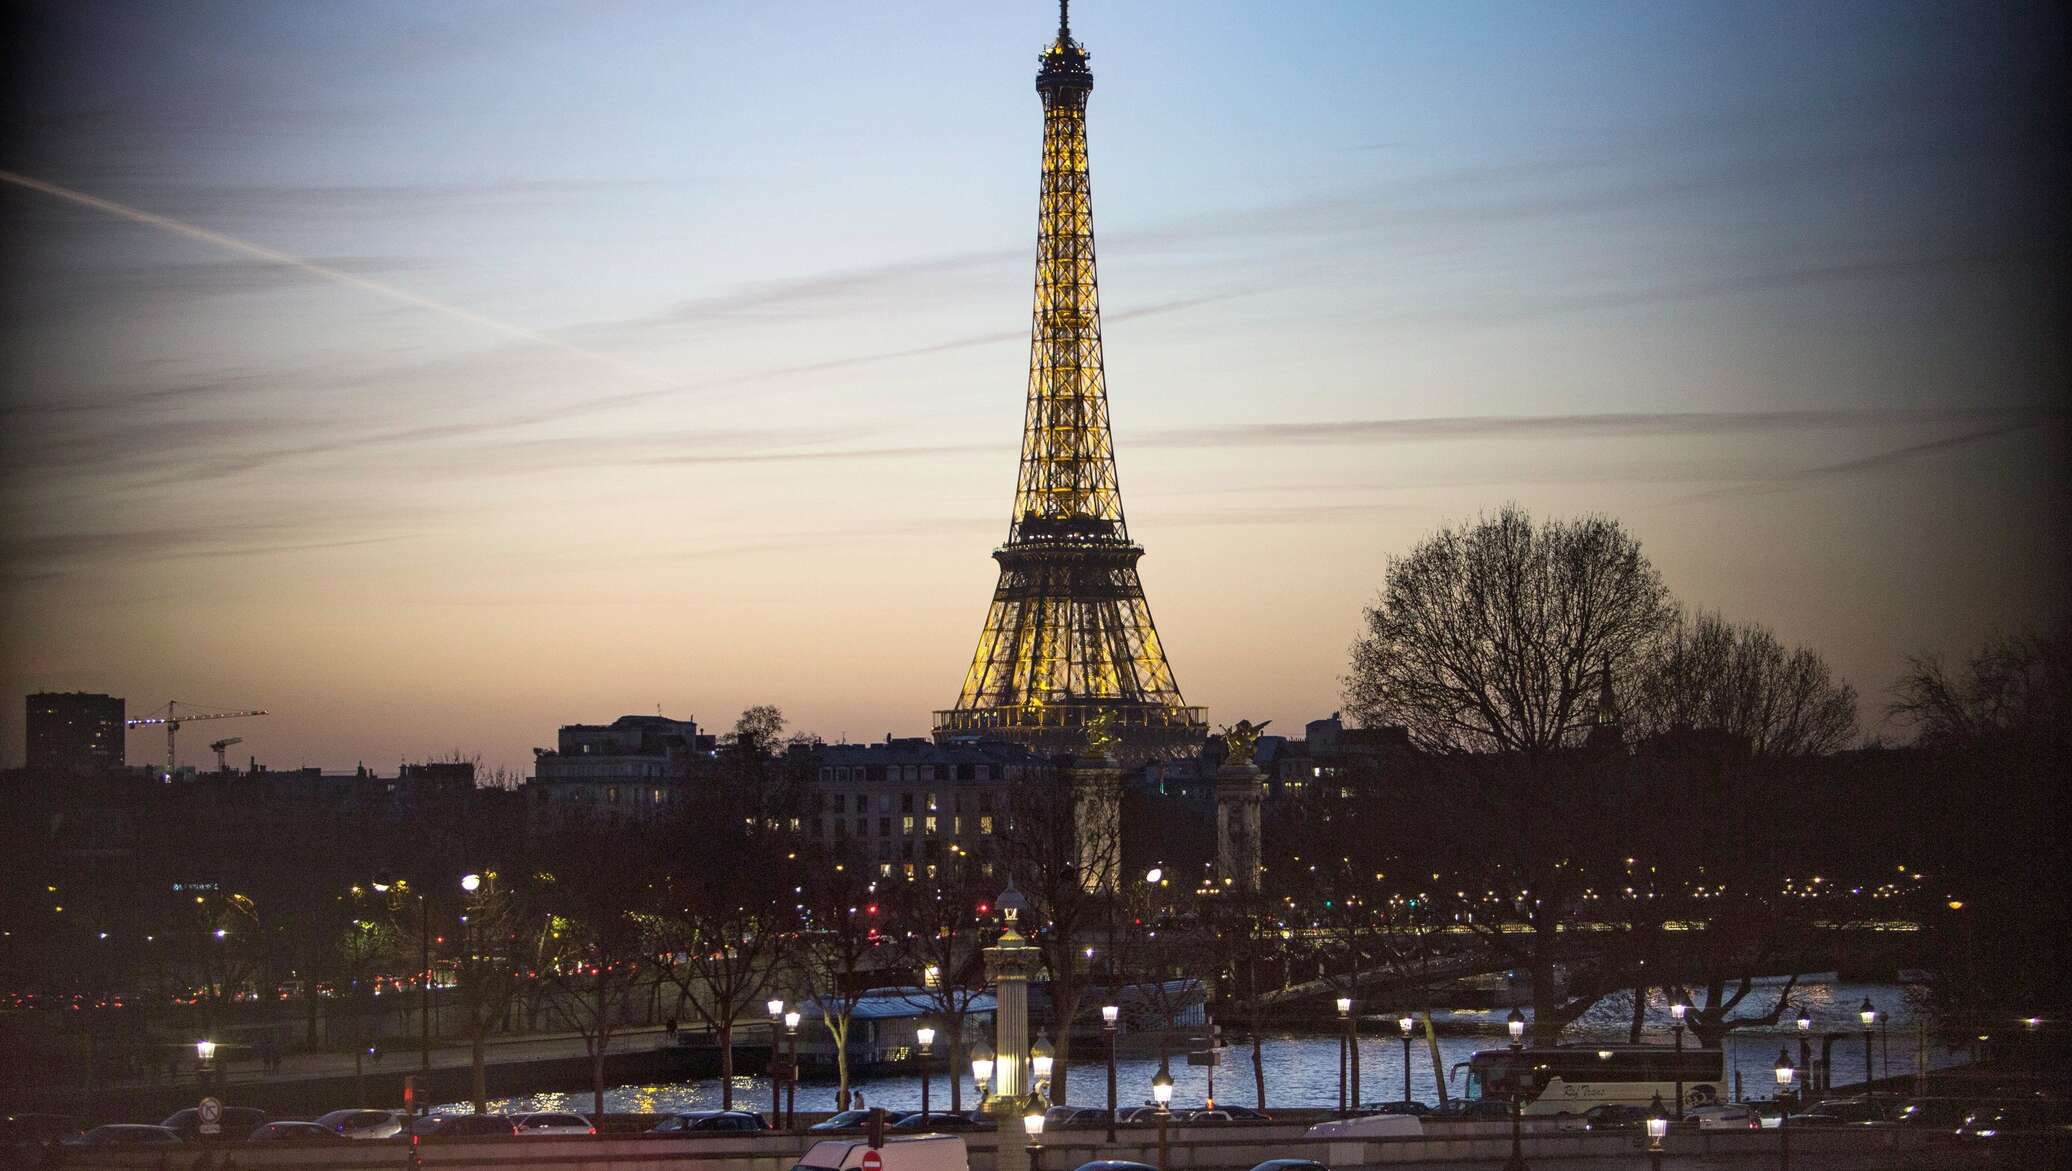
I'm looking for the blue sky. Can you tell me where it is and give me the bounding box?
[1,1,2065,771]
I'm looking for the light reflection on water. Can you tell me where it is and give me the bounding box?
[433,978,1952,1116]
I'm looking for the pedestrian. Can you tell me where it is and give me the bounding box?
[853,1089,865,1109]
[665,1016,678,1041]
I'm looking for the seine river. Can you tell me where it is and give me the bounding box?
[436,976,1956,1116]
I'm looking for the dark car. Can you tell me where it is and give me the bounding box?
[1957,1100,2072,1140]
[808,1110,875,1133]
[3,1114,85,1162]
[1807,1098,1889,1124]
[1074,1162,1160,1171]
[651,1110,770,1133]
[162,1105,269,1140]
[1213,1105,1273,1122]
[411,1113,519,1137]
[1044,1106,1113,1129]
[1430,1098,1511,1121]
[1249,1160,1329,1171]
[891,1110,990,1131]
[1581,1104,1649,1132]
[249,1121,348,1142]
[75,1125,182,1145]
[1891,1098,1975,1128]
[1361,1101,1430,1116]
[313,1108,406,1139]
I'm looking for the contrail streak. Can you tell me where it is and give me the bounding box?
[0,168,671,386]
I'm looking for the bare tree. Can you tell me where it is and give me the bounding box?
[1630,611,1859,754]
[454,871,533,1112]
[890,869,998,1112]
[795,850,883,1108]
[537,826,660,1117]
[1346,506,1675,754]
[1890,627,2070,749]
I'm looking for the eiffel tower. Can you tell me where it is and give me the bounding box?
[934,1,1205,760]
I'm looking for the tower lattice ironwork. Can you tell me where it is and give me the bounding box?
[934,2,1205,760]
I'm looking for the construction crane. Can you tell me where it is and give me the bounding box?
[125,701,266,774]
[209,737,244,774]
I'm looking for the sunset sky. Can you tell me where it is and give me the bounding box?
[2,1,2065,773]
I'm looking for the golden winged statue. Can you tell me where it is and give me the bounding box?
[1220,719,1270,766]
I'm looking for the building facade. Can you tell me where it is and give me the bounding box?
[802,738,1055,881]
[26,691,125,772]
[527,714,712,830]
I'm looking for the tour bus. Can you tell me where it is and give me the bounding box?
[1457,1043,1725,1117]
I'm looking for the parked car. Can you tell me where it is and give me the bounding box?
[2,1114,85,1162]
[1956,1100,2072,1140]
[1428,1098,1510,1121]
[1213,1105,1273,1122]
[162,1105,269,1140]
[1362,1101,1430,1116]
[809,1110,876,1133]
[1891,1098,1975,1128]
[1581,1104,1650,1132]
[891,1110,990,1132]
[1305,1114,1423,1139]
[1749,1101,1787,1129]
[514,1112,595,1135]
[1043,1106,1113,1129]
[1688,1103,1762,1131]
[1249,1160,1329,1171]
[1116,1107,1166,1124]
[1072,1162,1159,1171]
[314,1108,406,1139]
[651,1109,770,1133]
[796,1134,970,1171]
[1807,1097,1889,1124]
[412,1113,520,1137]
[249,1121,348,1142]
[73,1125,182,1146]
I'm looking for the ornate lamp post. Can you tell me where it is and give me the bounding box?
[1102,1005,1120,1142]
[1858,998,1877,1113]
[986,881,1041,1171]
[785,1009,801,1128]
[1504,1008,1529,1171]
[918,1026,937,1121]
[1335,995,1352,1117]
[1032,1034,1055,1102]
[1398,1013,1415,1104]
[1151,1060,1174,1171]
[1646,1093,1669,1171]
[1669,998,1689,1120]
[1775,1048,1796,1171]
[768,998,785,1124]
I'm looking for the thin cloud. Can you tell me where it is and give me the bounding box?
[1663,421,2049,506]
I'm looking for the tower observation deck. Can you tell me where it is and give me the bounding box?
[934,2,1206,761]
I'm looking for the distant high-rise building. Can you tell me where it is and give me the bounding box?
[26,691,125,772]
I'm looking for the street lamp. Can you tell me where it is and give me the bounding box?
[1858,998,1877,1113]
[1151,1060,1174,1171]
[972,1041,995,1109]
[1342,994,1359,1110]
[1102,1005,1120,1143]
[459,873,481,893]
[1775,1049,1796,1171]
[767,998,785,1123]
[1504,1008,1528,1171]
[1398,1013,1416,1104]
[1031,1034,1055,1100]
[374,872,434,1072]
[1646,1093,1669,1171]
[785,1009,801,1129]
[918,1025,936,1121]
[1669,998,1689,1119]
[1796,1005,1813,1092]
[1023,1093,1046,1171]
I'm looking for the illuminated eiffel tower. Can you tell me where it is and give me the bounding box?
[934,1,1205,760]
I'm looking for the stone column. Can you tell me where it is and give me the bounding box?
[1214,759,1264,893]
[986,881,1041,1171]
[1063,753,1123,895]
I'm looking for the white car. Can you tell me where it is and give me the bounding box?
[1688,1104,1761,1131]
[515,1112,595,1136]
[312,1109,405,1139]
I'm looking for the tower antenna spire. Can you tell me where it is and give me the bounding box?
[1059,0,1070,39]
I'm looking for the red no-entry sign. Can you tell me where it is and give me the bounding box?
[861,1149,883,1171]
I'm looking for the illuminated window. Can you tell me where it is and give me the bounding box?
[879,863,894,878]
[979,815,994,835]
[954,815,963,835]
[903,815,916,835]
[925,816,938,835]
